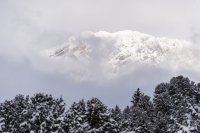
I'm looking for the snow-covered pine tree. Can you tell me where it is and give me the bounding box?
[86,98,118,133]
[121,106,131,132]
[154,76,200,132]
[29,93,65,133]
[153,83,174,133]
[129,88,155,133]
[169,76,200,132]
[123,106,131,120]
[110,105,123,132]
[0,94,31,132]
[63,99,87,133]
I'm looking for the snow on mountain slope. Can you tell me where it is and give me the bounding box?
[42,31,198,81]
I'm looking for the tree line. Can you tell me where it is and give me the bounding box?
[0,75,200,133]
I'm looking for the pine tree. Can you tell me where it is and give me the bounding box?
[131,88,142,105]
[29,93,65,132]
[111,105,123,132]
[154,76,200,132]
[172,76,200,132]
[153,83,174,133]
[64,99,87,133]
[86,98,118,133]
[111,105,122,123]
[123,106,131,120]
[122,106,131,132]
[0,94,31,132]
[129,88,155,133]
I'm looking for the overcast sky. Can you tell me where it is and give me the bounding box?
[1,0,200,108]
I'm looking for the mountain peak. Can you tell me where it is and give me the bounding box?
[42,31,197,81]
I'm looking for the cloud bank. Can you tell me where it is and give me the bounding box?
[1,1,200,107]
[35,30,200,82]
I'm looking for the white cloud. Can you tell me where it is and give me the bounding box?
[36,30,200,82]
[1,0,200,83]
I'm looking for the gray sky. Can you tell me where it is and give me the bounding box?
[1,0,200,108]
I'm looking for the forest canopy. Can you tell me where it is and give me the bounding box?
[0,75,200,133]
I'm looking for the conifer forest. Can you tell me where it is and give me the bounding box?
[0,75,199,133]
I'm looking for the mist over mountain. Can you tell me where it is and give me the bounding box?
[42,31,199,81]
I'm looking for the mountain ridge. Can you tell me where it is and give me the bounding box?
[42,31,197,80]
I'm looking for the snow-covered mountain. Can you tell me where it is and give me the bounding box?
[43,31,198,80]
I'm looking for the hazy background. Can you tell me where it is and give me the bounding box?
[1,0,200,108]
